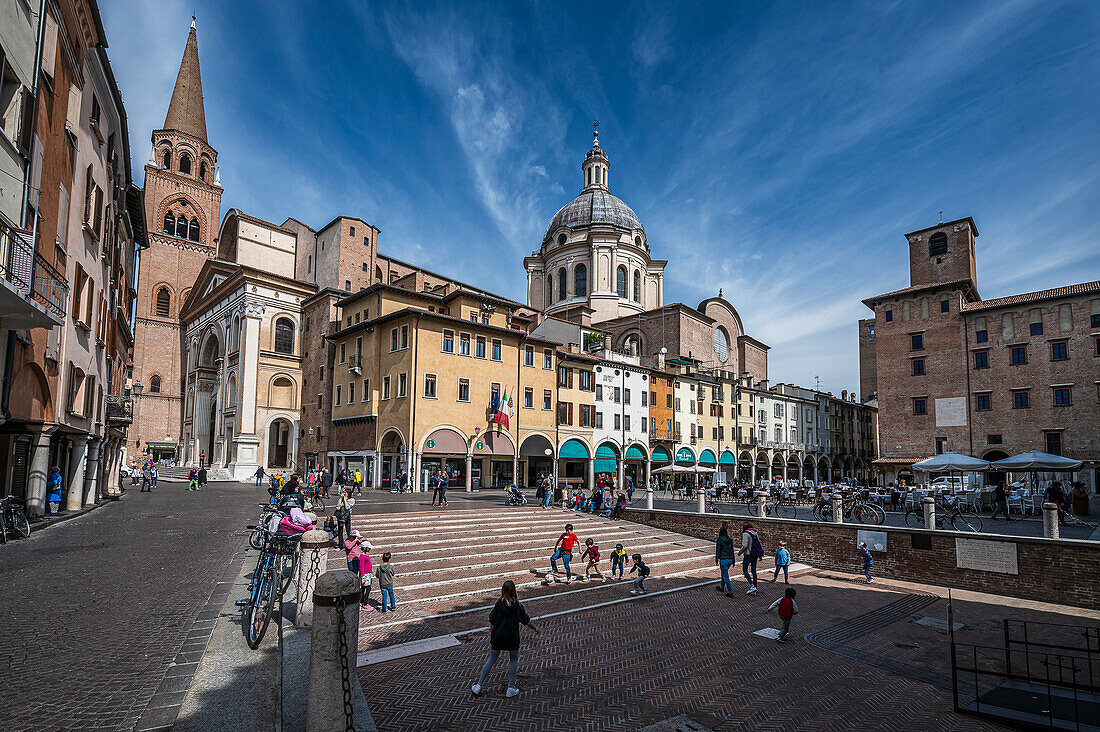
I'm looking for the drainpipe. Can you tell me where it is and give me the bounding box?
[0,330,16,423]
[20,0,48,227]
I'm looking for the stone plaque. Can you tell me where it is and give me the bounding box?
[858,530,887,552]
[955,538,1018,574]
[935,397,967,427]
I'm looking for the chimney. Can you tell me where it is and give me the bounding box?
[841,390,848,401]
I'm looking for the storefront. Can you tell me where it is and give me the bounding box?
[378,431,405,489]
[650,445,671,483]
[421,428,468,490]
[145,442,178,465]
[471,429,514,489]
[594,442,619,486]
[699,448,717,489]
[558,438,590,492]
[519,434,554,488]
[328,450,374,486]
[719,449,736,485]
[624,444,648,487]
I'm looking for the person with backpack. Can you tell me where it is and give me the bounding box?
[768,587,799,643]
[471,580,540,698]
[535,477,546,510]
[335,487,354,545]
[46,466,63,514]
[629,553,650,594]
[187,467,198,491]
[715,522,737,596]
[738,523,763,595]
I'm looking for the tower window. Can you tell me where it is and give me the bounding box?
[929,232,948,256]
[574,264,587,297]
[163,212,175,235]
[149,375,161,393]
[175,215,188,239]
[558,268,567,302]
[199,161,207,180]
[274,318,295,354]
[188,218,200,242]
[633,270,641,302]
[179,153,191,175]
[616,265,626,298]
[557,233,567,247]
[155,287,171,317]
[162,149,171,169]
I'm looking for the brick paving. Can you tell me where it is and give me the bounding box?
[351,501,1098,731]
[0,481,265,731]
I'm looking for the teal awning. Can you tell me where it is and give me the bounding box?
[699,449,717,465]
[719,450,736,465]
[625,445,646,461]
[594,443,619,473]
[559,439,589,460]
[676,447,696,463]
[651,446,671,464]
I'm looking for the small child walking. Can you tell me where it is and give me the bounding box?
[375,552,396,612]
[767,587,799,642]
[610,544,627,580]
[580,538,606,582]
[771,541,791,584]
[858,542,874,583]
[629,553,650,594]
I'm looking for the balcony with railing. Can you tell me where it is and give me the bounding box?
[106,395,133,424]
[650,426,681,442]
[0,220,67,327]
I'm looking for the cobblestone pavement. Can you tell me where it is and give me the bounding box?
[0,481,265,731]
[351,501,1098,731]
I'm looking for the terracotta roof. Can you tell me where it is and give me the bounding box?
[961,281,1100,312]
[232,211,295,234]
[872,456,930,465]
[905,216,978,239]
[862,279,976,307]
[163,25,208,143]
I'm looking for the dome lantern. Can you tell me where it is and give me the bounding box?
[583,121,609,192]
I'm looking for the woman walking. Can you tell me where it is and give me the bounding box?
[471,580,540,698]
[715,522,737,596]
[335,487,354,545]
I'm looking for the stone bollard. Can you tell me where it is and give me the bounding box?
[295,529,330,627]
[831,494,844,523]
[923,497,936,529]
[756,491,768,519]
[307,570,362,732]
[646,484,653,511]
[697,486,706,514]
[1042,502,1060,540]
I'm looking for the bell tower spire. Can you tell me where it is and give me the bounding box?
[163,19,208,142]
[582,120,609,192]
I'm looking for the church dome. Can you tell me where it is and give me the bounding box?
[543,189,644,244]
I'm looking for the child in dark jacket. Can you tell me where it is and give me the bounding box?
[471,580,540,698]
[629,554,650,594]
[610,544,627,580]
[858,542,874,583]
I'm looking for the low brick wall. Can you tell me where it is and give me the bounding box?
[624,507,1099,609]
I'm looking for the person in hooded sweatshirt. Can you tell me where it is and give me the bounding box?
[739,523,763,595]
[471,580,540,698]
[715,522,737,596]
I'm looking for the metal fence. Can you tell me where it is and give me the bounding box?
[0,220,68,319]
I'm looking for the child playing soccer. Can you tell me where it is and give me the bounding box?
[629,553,649,594]
[580,538,606,582]
[610,544,627,580]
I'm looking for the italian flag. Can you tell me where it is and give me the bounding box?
[495,387,510,429]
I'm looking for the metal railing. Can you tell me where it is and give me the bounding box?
[650,426,681,441]
[0,221,68,319]
[106,395,133,423]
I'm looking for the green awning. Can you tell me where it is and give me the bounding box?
[699,449,717,465]
[676,447,696,463]
[651,446,671,464]
[559,439,589,460]
[625,445,646,461]
[594,443,619,473]
[720,450,736,465]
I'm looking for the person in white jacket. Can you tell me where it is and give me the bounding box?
[738,523,762,595]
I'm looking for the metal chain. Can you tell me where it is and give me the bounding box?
[336,596,354,731]
[305,545,322,588]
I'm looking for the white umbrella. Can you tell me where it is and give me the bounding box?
[991,450,1082,471]
[913,453,991,472]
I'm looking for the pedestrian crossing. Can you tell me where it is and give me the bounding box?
[342,506,760,654]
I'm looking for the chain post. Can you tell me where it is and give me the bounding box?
[336,596,354,731]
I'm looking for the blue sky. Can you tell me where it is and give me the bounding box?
[102,0,1100,395]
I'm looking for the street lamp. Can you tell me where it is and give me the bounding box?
[132,381,144,397]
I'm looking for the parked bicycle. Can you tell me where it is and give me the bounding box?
[904,496,982,532]
[0,495,30,543]
[812,492,885,525]
[241,517,301,649]
[766,491,799,519]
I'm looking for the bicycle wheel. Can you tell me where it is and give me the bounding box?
[245,565,277,649]
[853,503,877,525]
[866,503,886,525]
[279,548,298,594]
[11,508,29,539]
[312,495,326,513]
[248,526,264,551]
[904,508,924,529]
[812,502,831,522]
[773,502,797,520]
[0,515,7,544]
[951,510,983,532]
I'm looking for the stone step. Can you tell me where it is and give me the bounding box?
[157,466,236,482]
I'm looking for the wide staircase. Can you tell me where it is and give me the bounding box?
[157,466,237,482]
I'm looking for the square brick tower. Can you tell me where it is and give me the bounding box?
[129,20,223,462]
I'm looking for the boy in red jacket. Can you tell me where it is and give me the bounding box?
[768,587,799,643]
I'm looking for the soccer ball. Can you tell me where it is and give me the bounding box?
[544,573,555,585]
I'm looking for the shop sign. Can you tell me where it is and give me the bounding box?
[475,441,485,451]
[425,439,436,449]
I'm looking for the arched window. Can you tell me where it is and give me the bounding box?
[633,270,641,302]
[188,218,200,241]
[574,264,587,297]
[199,161,207,181]
[546,275,552,304]
[273,317,295,354]
[175,215,188,239]
[558,268,567,301]
[179,153,192,175]
[163,212,175,235]
[162,149,171,169]
[929,232,948,257]
[616,265,627,298]
[149,375,161,393]
[226,374,237,406]
[230,315,240,351]
[556,233,567,247]
[155,287,171,317]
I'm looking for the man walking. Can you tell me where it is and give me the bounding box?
[320,467,333,498]
[197,466,208,491]
[140,464,152,492]
[354,468,363,496]
[989,482,1013,522]
[254,466,265,487]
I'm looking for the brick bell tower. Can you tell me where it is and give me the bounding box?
[130,19,223,462]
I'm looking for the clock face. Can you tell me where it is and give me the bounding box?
[713,327,729,361]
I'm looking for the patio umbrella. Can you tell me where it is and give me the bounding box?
[913,453,991,472]
[990,450,1082,471]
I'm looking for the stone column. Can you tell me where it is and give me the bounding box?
[646,481,653,510]
[1042,503,1060,539]
[26,433,51,518]
[464,454,472,492]
[295,529,330,627]
[586,455,595,491]
[65,437,89,511]
[830,493,844,523]
[756,491,768,518]
[83,438,101,506]
[923,497,936,530]
[696,482,706,514]
[306,570,362,732]
[617,456,625,494]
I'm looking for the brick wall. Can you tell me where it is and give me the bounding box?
[857,318,877,401]
[624,507,1099,609]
